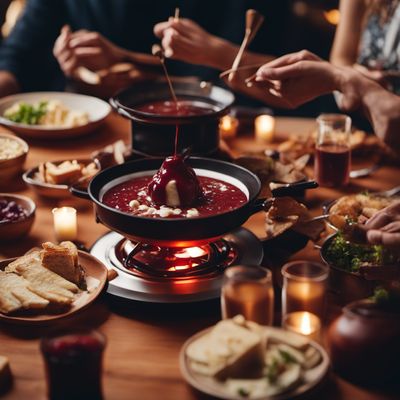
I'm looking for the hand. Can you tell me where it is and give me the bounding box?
[365,202,400,247]
[53,25,125,77]
[252,50,339,108]
[154,18,232,70]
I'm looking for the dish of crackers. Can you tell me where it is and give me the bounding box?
[0,241,107,324]
[180,316,329,400]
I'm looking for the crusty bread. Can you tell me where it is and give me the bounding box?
[186,317,264,380]
[0,271,49,314]
[6,252,78,306]
[40,241,83,285]
[44,161,82,185]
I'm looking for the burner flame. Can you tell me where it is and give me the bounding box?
[175,246,208,259]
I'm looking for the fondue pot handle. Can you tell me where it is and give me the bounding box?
[69,185,91,200]
[109,97,132,119]
[271,180,318,197]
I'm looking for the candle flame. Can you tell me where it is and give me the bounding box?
[324,9,340,25]
[300,312,313,335]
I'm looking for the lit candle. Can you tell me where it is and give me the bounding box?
[219,115,239,140]
[254,115,275,142]
[283,311,321,341]
[52,207,78,242]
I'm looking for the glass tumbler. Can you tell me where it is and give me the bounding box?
[281,261,329,320]
[221,265,274,325]
[314,113,351,187]
[41,330,106,400]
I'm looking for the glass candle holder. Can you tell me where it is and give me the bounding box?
[219,115,239,140]
[255,115,275,143]
[281,261,329,320]
[221,265,274,326]
[314,113,351,187]
[52,207,78,242]
[41,330,106,400]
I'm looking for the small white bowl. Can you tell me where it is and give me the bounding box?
[0,92,111,139]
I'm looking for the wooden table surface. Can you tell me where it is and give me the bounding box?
[1,114,399,400]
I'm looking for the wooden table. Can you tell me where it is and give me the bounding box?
[1,114,399,400]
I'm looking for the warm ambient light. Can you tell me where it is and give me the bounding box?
[52,207,78,242]
[324,9,340,25]
[300,312,313,335]
[219,115,239,140]
[283,311,321,341]
[255,115,275,143]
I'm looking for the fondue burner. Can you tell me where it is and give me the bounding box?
[90,228,263,303]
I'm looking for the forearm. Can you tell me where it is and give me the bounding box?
[0,71,19,97]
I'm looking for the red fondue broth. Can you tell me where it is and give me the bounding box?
[102,175,247,218]
[136,100,214,116]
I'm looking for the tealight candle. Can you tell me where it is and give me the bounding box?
[219,115,239,140]
[254,115,275,142]
[283,311,321,341]
[52,207,78,242]
[281,261,328,319]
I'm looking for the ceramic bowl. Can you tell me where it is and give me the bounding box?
[0,193,36,240]
[0,135,28,183]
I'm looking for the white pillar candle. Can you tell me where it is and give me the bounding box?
[219,115,239,140]
[52,207,78,242]
[255,115,275,142]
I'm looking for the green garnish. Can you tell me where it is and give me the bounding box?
[237,388,250,397]
[278,350,298,364]
[371,287,389,304]
[266,358,280,383]
[326,232,395,273]
[4,101,48,125]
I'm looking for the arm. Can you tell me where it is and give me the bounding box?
[330,0,366,66]
[0,0,65,95]
[0,71,19,97]
[253,50,400,152]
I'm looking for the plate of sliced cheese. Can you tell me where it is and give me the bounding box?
[0,92,110,139]
[180,316,329,400]
[0,241,107,324]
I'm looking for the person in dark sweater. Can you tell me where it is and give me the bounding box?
[0,0,289,97]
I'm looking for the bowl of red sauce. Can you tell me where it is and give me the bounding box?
[110,81,234,157]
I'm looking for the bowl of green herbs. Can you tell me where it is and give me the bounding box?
[320,232,399,304]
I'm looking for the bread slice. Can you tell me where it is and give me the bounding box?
[186,318,264,380]
[0,271,49,314]
[41,241,83,285]
[6,252,78,306]
[44,161,82,185]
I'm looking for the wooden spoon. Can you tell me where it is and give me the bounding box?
[228,9,265,81]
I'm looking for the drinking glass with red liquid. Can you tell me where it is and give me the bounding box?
[314,114,351,187]
[40,330,106,400]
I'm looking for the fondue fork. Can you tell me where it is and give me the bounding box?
[152,44,178,103]
[228,9,265,81]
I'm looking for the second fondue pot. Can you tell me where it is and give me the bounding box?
[110,81,235,157]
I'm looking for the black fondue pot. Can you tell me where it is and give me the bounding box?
[109,81,234,157]
[71,158,317,247]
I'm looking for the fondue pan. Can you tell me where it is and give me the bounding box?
[110,81,234,157]
[71,158,317,247]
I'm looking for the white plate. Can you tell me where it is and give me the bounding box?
[0,92,111,139]
[180,325,330,400]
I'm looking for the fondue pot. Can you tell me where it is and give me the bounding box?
[109,81,235,157]
[71,158,317,247]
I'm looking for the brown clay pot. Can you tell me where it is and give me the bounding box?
[327,299,400,385]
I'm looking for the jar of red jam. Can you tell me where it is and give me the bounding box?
[40,331,106,400]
